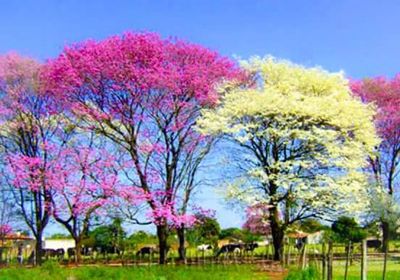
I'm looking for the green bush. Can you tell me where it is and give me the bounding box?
[285,266,319,280]
[40,259,61,272]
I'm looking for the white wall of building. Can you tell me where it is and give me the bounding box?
[43,239,75,251]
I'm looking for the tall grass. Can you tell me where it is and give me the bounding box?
[284,266,319,280]
[284,261,400,280]
[0,262,265,280]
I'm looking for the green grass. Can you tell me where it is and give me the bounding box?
[2,257,399,280]
[285,266,319,280]
[285,261,400,280]
[0,263,266,280]
[331,261,400,280]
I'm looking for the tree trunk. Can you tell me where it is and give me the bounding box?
[270,227,284,261]
[269,206,284,261]
[381,220,389,280]
[177,226,186,263]
[382,221,389,253]
[157,224,168,264]
[75,237,82,264]
[35,233,43,266]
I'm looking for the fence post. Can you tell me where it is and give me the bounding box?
[361,239,367,280]
[327,241,333,280]
[300,244,307,269]
[344,241,351,280]
[322,242,326,280]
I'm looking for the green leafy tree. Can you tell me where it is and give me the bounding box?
[127,231,157,247]
[331,216,366,280]
[219,228,244,241]
[331,216,366,243]
[186,217,221,246]
[299,219,325,233]
[48,233,72,239]
[88,218,126,254]
[241,230,262,243]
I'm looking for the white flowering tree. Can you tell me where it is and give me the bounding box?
[197,58,379,261]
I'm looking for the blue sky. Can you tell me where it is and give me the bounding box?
[1,0,400,233]
[1,0,400,78]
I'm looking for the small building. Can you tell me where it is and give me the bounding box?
[287,230,324,245]
[43,238,75,252]
[0,232,35,262]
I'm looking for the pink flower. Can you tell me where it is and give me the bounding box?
[242,203,272,235]
[0,224,12,237]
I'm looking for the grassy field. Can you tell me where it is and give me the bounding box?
[331,261,400,280]
[0,263,267,280]
[165,240,400,260]
[0,259,399,280]
[286,261,400,280]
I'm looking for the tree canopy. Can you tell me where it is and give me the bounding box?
[198,57,379,260]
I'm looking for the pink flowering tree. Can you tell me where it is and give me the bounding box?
[351,76,400,253]
[0,223,12,249]
[42,32,241,264]
[0,224,12,238]
[242,203,271,236]
[0,223,12,262]
[50,138,130,262]
[0,169,17,263]
[0,53,71,265]
[0,224,12,262]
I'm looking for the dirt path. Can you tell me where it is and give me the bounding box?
[257,262,288,280]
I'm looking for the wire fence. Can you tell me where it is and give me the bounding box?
[1,241,399,275]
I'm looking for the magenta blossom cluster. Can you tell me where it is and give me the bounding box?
[145,190,197,228]
[351,76,400,145]
[242,203,272,235]
[52,147,122,218]
[0,224,12,237]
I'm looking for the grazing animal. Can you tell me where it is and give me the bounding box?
[67,248,75,259]
[67,247,93,259]
[295,237,307,250]
[216,243,243,257]
[197,244,213,252]
[47,249,56,257]
[244,243,258,252]
[81,246,93,256]
[136,246,157,257]
[367,239,382,250]
[55,248,65,259]
[44,249,57,258]
[96,245,120,255]
[40,248,63,260]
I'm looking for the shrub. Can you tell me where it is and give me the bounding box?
[285,266,319,280]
